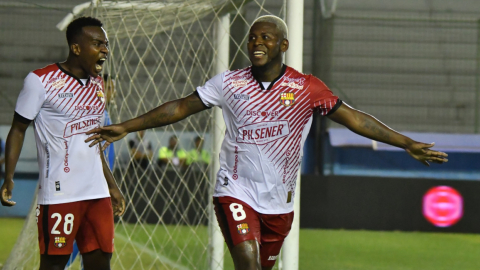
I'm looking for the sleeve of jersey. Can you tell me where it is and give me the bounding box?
[14,72,46,120]
[196,72,225,108]
[310,76,341,116]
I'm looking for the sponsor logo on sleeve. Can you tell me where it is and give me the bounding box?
[279,92,295,107]
[63,115,102,138]
[54,237,66,248]
[237,120,290,145]
[237,223,250,235]
[268,255,278,261]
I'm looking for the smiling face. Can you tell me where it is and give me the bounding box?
[247,22,288,68]
[73,26,109,78]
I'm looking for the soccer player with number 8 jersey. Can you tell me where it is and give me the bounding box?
[0,17,125,270]
[85,15,448,270]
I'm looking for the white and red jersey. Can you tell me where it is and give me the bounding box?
[197,65,340,214]
[15,63,109,205]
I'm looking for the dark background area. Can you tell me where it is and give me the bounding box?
[300,174,480,233]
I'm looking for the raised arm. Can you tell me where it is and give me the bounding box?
[1,115,31,206]
[86,92,209,149]
[327,102,448,166]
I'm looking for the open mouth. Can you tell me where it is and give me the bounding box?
[253,51,266,57]
[95,57,106,72]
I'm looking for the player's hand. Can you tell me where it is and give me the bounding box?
[85,125,128,151]
[109,187,125,216]
[405,142,448,166]
[1,179,16,206]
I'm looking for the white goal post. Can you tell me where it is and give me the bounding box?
[5,1,305,269]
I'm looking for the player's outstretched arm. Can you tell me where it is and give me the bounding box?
[1,116,31,206]
[327,103,448,166]
[86,92,208,149]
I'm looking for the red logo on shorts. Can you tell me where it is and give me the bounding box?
[237,223,250,235]
[54,237,66,248]
[64,167,70,173]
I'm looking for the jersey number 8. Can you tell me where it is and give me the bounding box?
[229,203,247,221]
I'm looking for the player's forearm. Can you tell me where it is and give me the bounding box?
[123,99,191,133]
[348,111,414,149]
[100,148,119,190]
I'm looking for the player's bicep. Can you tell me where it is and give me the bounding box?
[327,102,363,128]
[181,91,210,115]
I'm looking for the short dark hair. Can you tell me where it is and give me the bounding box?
[66,16,103,45]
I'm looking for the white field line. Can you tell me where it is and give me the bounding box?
[115,233,191,270]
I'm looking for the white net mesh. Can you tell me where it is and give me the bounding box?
[4,0,287,269]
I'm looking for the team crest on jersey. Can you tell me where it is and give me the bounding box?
[280,92,295,107]
[237,223,250,235]
[54,237,66,248]
[96,90,105,103]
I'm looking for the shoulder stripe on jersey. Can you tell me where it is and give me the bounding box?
[325,99,342,115]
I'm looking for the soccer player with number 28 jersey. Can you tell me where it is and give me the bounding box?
[85,15,448,270]
[0,17,125,270]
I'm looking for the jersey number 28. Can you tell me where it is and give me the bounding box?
[51,213,74,235]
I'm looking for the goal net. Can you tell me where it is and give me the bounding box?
[4,1,288,269]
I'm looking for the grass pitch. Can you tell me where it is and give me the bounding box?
[2,217,480,269]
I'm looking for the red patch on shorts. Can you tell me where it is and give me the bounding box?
[237,223,250,235]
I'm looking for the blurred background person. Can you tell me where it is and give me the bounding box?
[128,130,153,170]
[186,136,210,170]
[157,135,186,169]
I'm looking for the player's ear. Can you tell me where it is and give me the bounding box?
[71,43,81,56]
[281,39,289,52]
